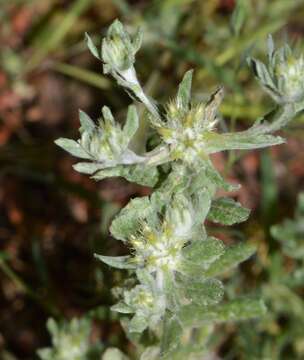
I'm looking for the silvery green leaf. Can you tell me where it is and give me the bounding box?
[85,32,100,60]
[176,69,193,110]
[123,105,139,141]
[161,325,212,360]
[129,314,148,333]
[110,197,152,241]
[102,106,115,123]
[203,132,285,153]
[194,189,212,225]
[102,348,129,360]
[46,318,58,336]
[79,109,95,133]
[204,242,256,277]
[123,164,158,187]
[208,197,250,225]
[178,298,266,327]
[160,316,183,357]
[249,58,276,89]
[93,164,158,187]
[182,237,225,266]
[111,302,134,314]
[248,57,283,102]
[55,138,91,159]
[94,254,136,269]
[73,162,104,174]
[133,27,143,53]
[163,271,181,310]
[179,277,224,306]
[203,160,240,192]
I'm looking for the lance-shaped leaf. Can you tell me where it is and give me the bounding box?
[204,242,256,277]
[55,138,91,159]
[123,105,139,141]
[129,314,149,333]
[73,162,104,175]
[85,32,100,60]
[110,197,152,241]
[203,131,285,154]
[111,302,134,314]
[207,197,250,225]
[79,109,95,133]
[160,315,183,357]
[176,69,193,110]
[203,159,240,192]
[177,276,224,306]
[182,237,225,265]
[92,164,159,187]
[94,254,136,269]
[179,237,225,277]
[161,322,214,359]
[178,298,266,327]
[249,58,276,91]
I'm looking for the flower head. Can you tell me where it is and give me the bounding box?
[38,318,95,360]
[153,86,224,165]
[112,270,166,333]
[250,36,304,104]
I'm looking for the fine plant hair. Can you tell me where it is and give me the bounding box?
[54,20,304,359]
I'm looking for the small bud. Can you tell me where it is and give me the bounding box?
[102,20,142,89]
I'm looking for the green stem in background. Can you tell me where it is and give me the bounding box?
[52,61,111,90]
[25,0,94,72]
[0,256,59,317]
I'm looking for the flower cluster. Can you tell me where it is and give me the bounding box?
[153,78,224,164]
[250,36,304,105]
[112,269,166,333]
[152,70,284,167]
[38,318,101,360]
[55,105,144,175]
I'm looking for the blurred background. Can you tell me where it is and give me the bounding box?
[1,0,304,359]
